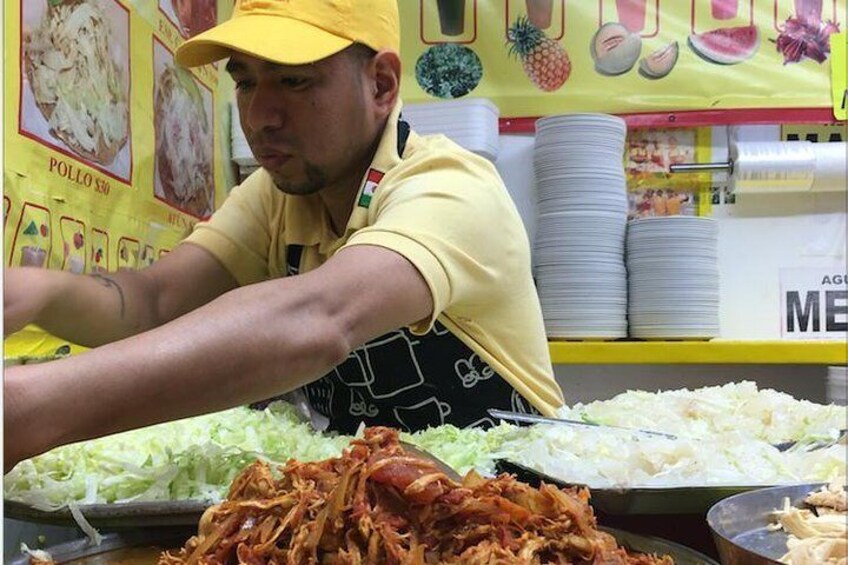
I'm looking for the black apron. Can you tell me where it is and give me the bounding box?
[284,243,541,434]
[254,117,540,433]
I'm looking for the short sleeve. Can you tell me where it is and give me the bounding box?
[341,154,528,334]
[185,171,275,286]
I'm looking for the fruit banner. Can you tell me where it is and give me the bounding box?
[3,0,233,357]
[399,0,845,118]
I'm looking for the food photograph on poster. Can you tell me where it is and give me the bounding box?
[20,0,131,181]
[158,0,217,39]
[152,40,215,219]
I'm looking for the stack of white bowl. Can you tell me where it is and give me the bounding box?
[401,98,500,162]
[827,365,847,405]
[533,114,629,339]
[626,217,720,339]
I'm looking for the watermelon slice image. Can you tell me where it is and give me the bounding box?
[689,25,760,65]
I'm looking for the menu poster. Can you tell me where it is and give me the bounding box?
[780,267,848,340]
[399,0,845,117]
[3,0,235,357]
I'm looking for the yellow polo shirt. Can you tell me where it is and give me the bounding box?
[186,103,563,416]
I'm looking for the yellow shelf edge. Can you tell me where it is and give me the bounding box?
[548,340,848,365]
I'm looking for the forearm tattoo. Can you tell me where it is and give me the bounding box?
[89,274,126,319]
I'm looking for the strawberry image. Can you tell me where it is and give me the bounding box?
[40,224,48,237]
[507,16,571,92]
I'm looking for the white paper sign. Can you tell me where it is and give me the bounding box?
[780,267,848,340]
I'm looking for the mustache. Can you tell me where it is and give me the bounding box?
[248,131,297,149]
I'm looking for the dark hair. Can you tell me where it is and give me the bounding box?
[345,43,378,66]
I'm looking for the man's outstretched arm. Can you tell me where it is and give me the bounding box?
[4,244,432,470]
[4,243,240,346]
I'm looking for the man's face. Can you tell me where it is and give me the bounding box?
[227,50,377,195]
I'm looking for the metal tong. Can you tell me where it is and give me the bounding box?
[490,410,847,453]
[487,409,678,440]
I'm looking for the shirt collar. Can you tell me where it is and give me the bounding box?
[283,100,410,253]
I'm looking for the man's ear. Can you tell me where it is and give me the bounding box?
[369,50,401,118]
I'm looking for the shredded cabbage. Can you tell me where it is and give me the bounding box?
[5,382,846,509]
[4,402,351,510]
[558,381,846,443]
[498,381,848,488]
[401,423,524,477]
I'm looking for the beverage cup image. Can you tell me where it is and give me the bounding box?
[436,0,466,36]
[68,255,85,274]
[711,0,738,20]
[794,0,823,21]
[526,0,553,30]
[615,0,647,33]
[20,246,47,268]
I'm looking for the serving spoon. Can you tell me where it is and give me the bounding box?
[399,441,463,482]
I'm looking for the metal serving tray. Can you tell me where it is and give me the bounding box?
[496,459,770,515]
[4,499,211,529]
[5,526,716,564]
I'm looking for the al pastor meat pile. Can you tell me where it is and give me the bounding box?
[159,427,673,564]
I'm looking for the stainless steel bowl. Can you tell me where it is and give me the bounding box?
[706,482,824,565]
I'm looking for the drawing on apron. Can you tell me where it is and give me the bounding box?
[392,396,452,432]
[454,352,495,388]
[349,388,379,418]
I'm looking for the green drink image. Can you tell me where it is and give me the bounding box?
[436,0,466,36]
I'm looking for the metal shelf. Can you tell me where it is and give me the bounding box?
[548,340,847,365]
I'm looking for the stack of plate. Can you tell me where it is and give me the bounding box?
[401,98,499,162]
[626,217,720,339]
[827,366,847,405]
[533,114,629,339]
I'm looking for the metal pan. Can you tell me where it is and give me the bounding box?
[6,529,194,565]
[496,459,762,515]
[706,482,825,565]
[604,527,720,565]
[3,499,211,528]
[5,526,715,564]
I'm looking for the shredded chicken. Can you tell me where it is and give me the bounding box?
[159,427,673,564]
[772,478,848,565]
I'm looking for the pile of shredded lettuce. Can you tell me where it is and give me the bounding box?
[557,381,847,443]
[402,423,523,477]
[499,381,847,488]
[495,425,846,488]
[5,382,846,509]
[4,402,351,510]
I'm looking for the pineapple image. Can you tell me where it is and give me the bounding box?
[507,16,571,92]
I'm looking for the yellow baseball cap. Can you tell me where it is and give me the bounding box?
[175,0,400,68]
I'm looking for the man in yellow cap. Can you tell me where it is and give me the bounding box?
[4,0,563,469]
